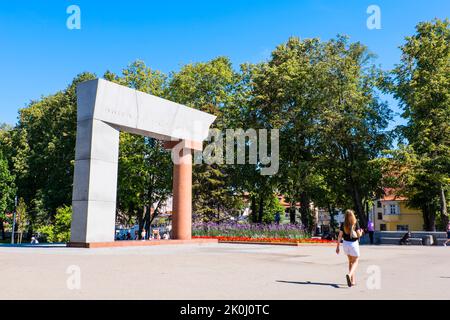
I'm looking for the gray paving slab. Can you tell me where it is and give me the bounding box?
[0,244,449,300]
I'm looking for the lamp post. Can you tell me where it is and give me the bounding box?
[11,196,17,244]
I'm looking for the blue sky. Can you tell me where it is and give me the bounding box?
[0,0,449,126]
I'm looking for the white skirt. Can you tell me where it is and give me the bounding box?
[343,240,360,257]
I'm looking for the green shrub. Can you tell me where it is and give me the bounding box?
[262,195,285,224]
[37,205,72,243]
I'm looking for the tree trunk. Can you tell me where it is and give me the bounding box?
[137,207,144,240]
[440,185,448,228]
[258,195,264,223]
[250,195,257,223]
[428,212,436,232]
[351,187,367,228]
[149,200,163,225]
[143,206,151,235]
[327,204,337,231]
[299,192,311,232]
[290,202,296,224]
[0,218,4,240]
[422,204,436,231]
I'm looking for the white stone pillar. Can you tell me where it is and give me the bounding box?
[70,83,120,243]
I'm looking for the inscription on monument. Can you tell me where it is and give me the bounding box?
[105,107,133,120]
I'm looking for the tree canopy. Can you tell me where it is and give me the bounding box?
[383,19,450,230]
[0,20,448,236]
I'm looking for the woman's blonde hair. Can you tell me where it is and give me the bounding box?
[344,209,357,234]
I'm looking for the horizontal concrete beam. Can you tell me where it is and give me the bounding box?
[77,79,216,143]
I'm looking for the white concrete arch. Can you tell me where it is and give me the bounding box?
[70,79,216,244]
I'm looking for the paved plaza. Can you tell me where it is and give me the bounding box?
[1,243,449,300]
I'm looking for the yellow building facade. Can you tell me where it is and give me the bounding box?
[372,199,424,232]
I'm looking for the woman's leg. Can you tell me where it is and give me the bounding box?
[347,255,353,274]
[350,257,357,285]
[349,256,359,281]
[345,255,354,287]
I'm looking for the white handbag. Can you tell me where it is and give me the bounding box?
[350,226,359,240]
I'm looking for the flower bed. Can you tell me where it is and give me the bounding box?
[193,236,336,245]
[192,222,309,240]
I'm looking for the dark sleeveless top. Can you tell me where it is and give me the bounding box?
[340,222,360,242]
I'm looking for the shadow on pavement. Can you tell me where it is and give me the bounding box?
[0,243,66,248]
[276,280,345,289]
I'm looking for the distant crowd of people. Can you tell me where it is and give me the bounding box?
[115,226,171,241]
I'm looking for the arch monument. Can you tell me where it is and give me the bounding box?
[69,79,216,247]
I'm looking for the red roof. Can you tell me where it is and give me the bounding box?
[277,195,301,209]
[381,188,407,201]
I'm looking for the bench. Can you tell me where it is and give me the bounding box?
[375,231,447,246]
[436,238,448,246]
[379,237,423,245]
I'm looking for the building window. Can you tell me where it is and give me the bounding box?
[380,224,387,231]
[397,225,409,231]
[385,203,400,215]
[378,212,383,220]
[390,204,398,215]
[377,201,382,208]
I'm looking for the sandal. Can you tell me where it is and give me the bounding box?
[346,274,352,287]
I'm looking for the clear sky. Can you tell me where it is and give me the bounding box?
[0,0,449,126]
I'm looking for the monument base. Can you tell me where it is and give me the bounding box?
[67,238,218,249]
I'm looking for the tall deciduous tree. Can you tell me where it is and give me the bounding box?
[315,36,392,227]
[250,36,391,229]
[14,73,96,227]
[387,19,450,230]
[168,57,242,222]
[251,37,329,229]
[0,149,16,239]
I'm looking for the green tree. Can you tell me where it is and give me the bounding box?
[168,57,242,222]
[15,198,29,243]
[387,19,450,230]
[250,37,323,229]
[262,194,285,224]
[37,205,72,243]
[14,73,96,227]
[250,36,391,229]
[0,123,13,159]
[315,36,392,227]
[0,150,16,239]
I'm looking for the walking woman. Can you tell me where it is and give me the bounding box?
[444,222,450,246]
[336,210,364,287]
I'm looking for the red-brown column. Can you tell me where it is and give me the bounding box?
[172,147,192,240]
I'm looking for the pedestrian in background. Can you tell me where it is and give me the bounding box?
[367,219,375,245]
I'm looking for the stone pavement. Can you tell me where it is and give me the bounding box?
[0,243,449,300]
